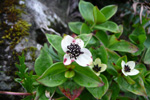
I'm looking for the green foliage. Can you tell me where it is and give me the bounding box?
[87,74,109,99]
[78,34,92,47]
[94,21,119,33]
[34,45,53,75]
[79,1,94,24]
[46,34,64,55]
[12,1,150,100]
[100,5,118,21]
[73,64,104,87]
[68,22,83,34]
[15,53,34,93]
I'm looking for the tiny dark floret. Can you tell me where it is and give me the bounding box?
[67,43,84,59]
[124,65,131,72]
[93,64,101,72]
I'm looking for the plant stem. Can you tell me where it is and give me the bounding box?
[0,91,36,96]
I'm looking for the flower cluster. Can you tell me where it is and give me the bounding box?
[90,58,107,76]
[61,35,93,67]
[121,61,139,76]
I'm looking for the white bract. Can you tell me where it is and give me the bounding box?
[61,35,93,67]
[121,60,139,76]
[90,58,107,76]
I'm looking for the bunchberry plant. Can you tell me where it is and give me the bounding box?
[1,1,150,100]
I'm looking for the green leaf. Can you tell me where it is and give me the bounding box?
[94,21,119,33]
[44,44,60,61]
[46,34,64,55]
[87,75,109,99]
[15,53,27,79]
[99,46,108,64]
[80,23,91,34]
[115,76,147,97]
[144,34,150,48]
[38,72,67,87]
[100,5,118,20]
[108,40,138,53]
[34,46,53,76]
[144,47,150,64]
[129,26,146,44]
[73,64,104,87]
[93,6,106,24]
[37,62,67,87]
[78,34,92,47]
[107,49,119,76]
[68,22,83,34]
[95,30,108,47]
[38,62,67,79]
[79,1,94,23]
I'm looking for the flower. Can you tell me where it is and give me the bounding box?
[121,60,139,76]
[61,35,93,67]
[90,58,107,76]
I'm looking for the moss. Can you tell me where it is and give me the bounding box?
[0,0,30,49]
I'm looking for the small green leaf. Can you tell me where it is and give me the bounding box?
[95,30,108,47]
[93,6,106,24]
[87,75,109,99]
[79,1,94,23]
[73,64,104,87]
[68,22,83,34]
[94,21,119,33]
[80,23,91,34]
[100,5,118,20]
[34,46,53,76]
[78,34,92,47]
[46,34,64,55]
[108,40,138,53]
[144,47,150,64]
